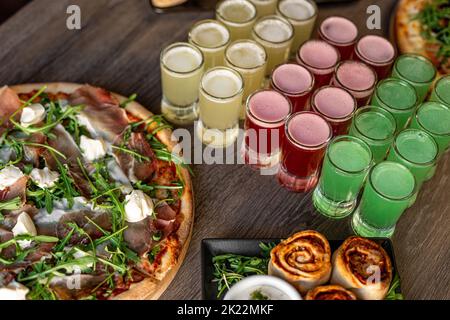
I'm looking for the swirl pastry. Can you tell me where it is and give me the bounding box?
[268,230,332,294]
[306,285,357,300]
[330,236,393,300]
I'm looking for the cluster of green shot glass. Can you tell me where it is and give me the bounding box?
[313,54,450,238]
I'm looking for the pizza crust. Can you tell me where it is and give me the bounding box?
[10,82,194,300]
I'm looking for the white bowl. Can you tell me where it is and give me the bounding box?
[223,275,302,300]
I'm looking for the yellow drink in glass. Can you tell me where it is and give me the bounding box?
[252,15,294,76]
[189,19,230,70]
[216,0,257,41]
[197,67,244,148]
[160,42,204,125]
[225,40,267,119]
[277,0,318,55]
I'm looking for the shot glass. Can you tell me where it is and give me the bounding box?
[225,40,267,119]
[332,60,377,107]
[270,63,314,113]
[354,35,396,80]
[276,0,318,55]
[349,106,397,163]
[188,19,231,70]
[318,16,358,60]
[277,112,332,193]
[352,161,417,238]
[243,89,292,169]
[430,75,450,107]
[252,15,294,76]
[387,129,438,188]
[371,78,418,131]
[392,54,437,102]
[160,42,204,125]
[311,86,356,136]
[249,0,278,17]
[197,67,244,148]
[216,0,257,41]
[296,40,340,89]
[410,102,450,156]
[313,135,373,219]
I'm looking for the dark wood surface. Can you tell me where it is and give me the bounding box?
[0,0,448,300]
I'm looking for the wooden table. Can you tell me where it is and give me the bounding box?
[0,0,448,300]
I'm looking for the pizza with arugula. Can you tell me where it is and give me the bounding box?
[0,83,193,300]
[396,0,450,74]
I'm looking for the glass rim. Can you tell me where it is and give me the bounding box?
[160,42,204,75]
[188,19,231,50]
[325,135,374,174]
[199,66,244,101]
[246,89,293,125]
[433,75,450,105]
[319,15,358,46]
[216,0,257,25]
[311,85,357,122]
[392,129,438,167]
[393,53,437,84]
[414,102,450,137]
[368,161,417,201]
[225,39,268,70]
[252,15,294,45]
[296,39,341,72]
[374,78,418,112]
[355,35,397,66]
[352,106,397,141]
[334,60,378,93]
[270,63,315,96]
[276,0,318,23]
[285,111,333,150]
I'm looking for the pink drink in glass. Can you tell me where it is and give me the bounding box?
[354,35,396,80]
[243,89,292,168]
[311,86,356,136]
[270,63,314,113]
[296,40,340,90]
[278,112,332,192]
[319,16,358,60]
[332,60,377,107]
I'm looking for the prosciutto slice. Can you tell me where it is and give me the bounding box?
[123,217,154,256]
[114,132,157,183]
[68,85,129,142]
[43,124,91,198]
[0,87,21,134]
[0,176,28,203]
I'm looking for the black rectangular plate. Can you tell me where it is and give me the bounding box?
[202,238,401,300]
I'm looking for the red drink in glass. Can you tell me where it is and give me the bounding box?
[319,16,358,60]
[296,40,340,89]
[311,86,356,136]
[243,89,292,169]
[332,60,377,107]
[354,35,396,80]
[278,112,332,192]
[270,63,314,113]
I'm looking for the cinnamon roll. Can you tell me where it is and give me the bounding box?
[268,230,332,294]
[330,236,393,300]
[306,285,357,300]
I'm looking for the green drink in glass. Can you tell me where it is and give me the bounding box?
[410,102,450,155]
[430,75,450,107]
[371,78,418,131]
[392,54,436,102]
[387,129,438,188]
[352,161,416,238]
[349,106,396,163]
[313,136,373,219]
